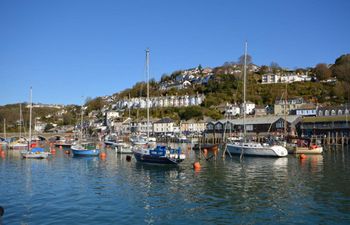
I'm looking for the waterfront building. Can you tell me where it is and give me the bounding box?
[317,104,350,117]
[298,115,350,137]
[274,97,306,115]
[153,118,175,136]
[205,115,301,138]
[180,119,207,134]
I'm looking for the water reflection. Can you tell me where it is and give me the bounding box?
[1,145,350,224]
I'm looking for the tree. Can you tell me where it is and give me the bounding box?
[332,54,350,83]
[86,97,105,113]
[270,62,281,73]
[198,64,203,76]
[178,106,203,121]
[160,74,171,83]
[258,65,270,74]
[314,63,332,81]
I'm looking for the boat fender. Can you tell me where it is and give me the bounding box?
[193,162,201,170]
[100,152,106,158]
[311,145,317,149]
[299,154,306,160]
[0,206,4,217]
[126,155,132,161]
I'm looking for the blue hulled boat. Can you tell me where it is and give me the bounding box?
[71,143,100,157]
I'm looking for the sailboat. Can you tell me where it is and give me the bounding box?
[132,49,186,164]
[21,87,50,159]
[71,105,100,156]
[226,42,288,157]
[9,104,28,150]
[0,119,8,149]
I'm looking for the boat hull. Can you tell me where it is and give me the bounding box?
[71,149,100,156]
[22,152,49,159]
[133,151,182,165]
[21,147,50,159]
[287,146,323,154]
[227,143,288,157]
[115,146,133,154]
[54,143,72,148]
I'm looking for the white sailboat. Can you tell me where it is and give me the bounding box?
[21,87,50,159]
[226,42,288,157]
[132,49,186,164]
[9,104,28,150]
[0,119,8,148]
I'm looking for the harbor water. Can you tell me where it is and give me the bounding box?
[1,145,350,224]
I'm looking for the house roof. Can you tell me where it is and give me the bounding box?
[215,115,300,125]
[154,118,174,124]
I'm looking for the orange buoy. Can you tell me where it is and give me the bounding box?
[299,154,307,159]
[1,151,5,158]
[59,146,63,149]
[51,148,56,154]
[100,152,106,158]
[193,162,201,170]
[65,150,70,154]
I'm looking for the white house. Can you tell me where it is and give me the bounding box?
[153,118,175,135]
[106,111,120,120]
[224,103,241,116]
[241,101,255,115]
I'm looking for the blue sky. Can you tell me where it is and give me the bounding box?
[1,0,349,105]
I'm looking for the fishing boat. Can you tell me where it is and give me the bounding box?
[133,145,185,164]
[132,49,186,165]
[286,138,323,154]
[70,105,100,157]
[115,142,133,154]
[226,42,288,158]
[130,134,156,145]
[71,142,100,156]
[9,137,28,150]
[22,145,50,159]
[21,87,50,159]
[192,143,218,152]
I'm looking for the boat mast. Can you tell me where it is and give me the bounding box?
[146,48,150,140]
[284,77,288,137]
[243,41,247,142]
[80,105,83,141]
[19,103,22,138]
[3,118,6,140]
[29,87,32,144]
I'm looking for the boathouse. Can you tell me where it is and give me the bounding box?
[298,116,350,137]
[205,115,301,139]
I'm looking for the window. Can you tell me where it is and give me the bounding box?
[246,125,253,131]
[338,110,343,115]
[325,110,329,116]
[216,124,223,130]
[276,121,284,128]
[331,110,336,116]
[318,111,323,116]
